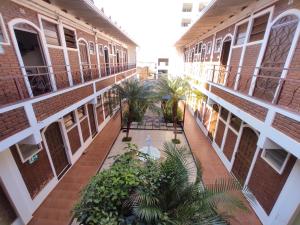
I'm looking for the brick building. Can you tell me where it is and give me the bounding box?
[176,0,300,224]
[0,0,137,224]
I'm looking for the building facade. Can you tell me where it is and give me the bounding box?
[176,0,300,224]
[0,0,137,224]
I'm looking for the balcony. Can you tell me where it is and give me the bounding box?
[0,63,136,107]
[189,64,300,114]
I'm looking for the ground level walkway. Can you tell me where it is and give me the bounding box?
[28,113,121,225]
[184,109,262,225]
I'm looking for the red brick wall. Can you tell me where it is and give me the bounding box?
[68,50,81,85]
[215,120,225,147]
[239,44,261,93]
[272,1,300,19]
[272,113,300,142]
[67,126,81,154]
[80,118,90,142]
[223,129,237,161]
[10,144,54,199]
[33,84,93,121]
[211,86,268,121]
[248,150,296,214]
[227,47,242,88]
[0,108,29,141]
[48,48,69,89]
[95,76,115,91]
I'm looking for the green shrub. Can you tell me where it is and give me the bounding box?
[162,100,183,123]
[73,152,142,225]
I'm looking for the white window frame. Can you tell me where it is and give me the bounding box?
[16,143,43,163]
[206,41,212,54]
[77,104,88,122]
[214,38,222,53]
[63,111,77,131]
[261,148,290,174]
[98,44,104,56]
[0,13,10,45]
[89,41,95,55]
[39,15,62,48]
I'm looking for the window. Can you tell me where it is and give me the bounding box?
[197,42,202,54]
[229,113,242,131]
[261,148,289,173]
[214,38,222,53]
[64,28,77,48]
[220,107,229,120]
[200,44,206,61]
[195,44,199,54]
[97,95,102,106]
[0,14,9,44]
[42,20,61,46]
[89,42,95,54]
[109,44,113,54]
[234,22,248,45]
[16,143,42,163]
[77,105,86,120]
[199,3,206,12]
[64,112,76,129]
[182,3,192,12]
[113,45,116,55]
[181,18,191,27]
[206,42,212,54]
[98,44,104,56]
[249,13,270,42]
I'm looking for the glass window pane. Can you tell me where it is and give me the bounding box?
[220,107,229,120]
[229,113,242,131]
[64,112,75,129]
[264,148,288,171]
[235,22,248,45]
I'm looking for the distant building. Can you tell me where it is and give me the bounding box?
[180,0,209,30]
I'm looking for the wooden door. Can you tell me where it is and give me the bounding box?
[232,127,258,185]
[45,122,69,178]
[88,104,97,137]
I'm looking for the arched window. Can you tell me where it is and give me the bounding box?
[254,14,299,102]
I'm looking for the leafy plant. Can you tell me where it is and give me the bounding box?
[73,150,142,225]
[129,142,248,225]
[155,76,190,142]
[161,100,183,123]
[115,79,154,140]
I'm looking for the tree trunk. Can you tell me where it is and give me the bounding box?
[173,100,178,140]
[126,120,131,138]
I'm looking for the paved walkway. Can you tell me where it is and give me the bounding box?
[28,113,121,225]
[184,109,262,225]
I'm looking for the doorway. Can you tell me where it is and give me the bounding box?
[88,104,97,137]
[231,126,258,185]
[79,40,91,81]
[44,122,70,179]
[0,183,17,225]
[104,48,110,76]
[14,29,51,96]
[116,51,120,72]
[219,37,232,84]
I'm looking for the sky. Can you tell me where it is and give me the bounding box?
[94,0,185,63]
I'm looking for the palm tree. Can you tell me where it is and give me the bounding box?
[155,76,190,143]
[115,79,153,141]
[129,142,249,224]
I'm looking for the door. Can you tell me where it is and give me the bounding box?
[44,122,70,179]
[79,41,91,81]
[232,127,258,185]
[0,184,17,225]
[219,37,232,84]
[104,48,110,75]
[88,104,97,137]
[116,52,120,72]
[15,29,51,96]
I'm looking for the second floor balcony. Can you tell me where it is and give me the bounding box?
[186,63,300,114]
[0,63,136,107]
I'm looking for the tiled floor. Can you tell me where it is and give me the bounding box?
[184,109,262,225]
[28,113,121,225]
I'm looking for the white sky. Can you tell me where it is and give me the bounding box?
[94,0,185,63]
